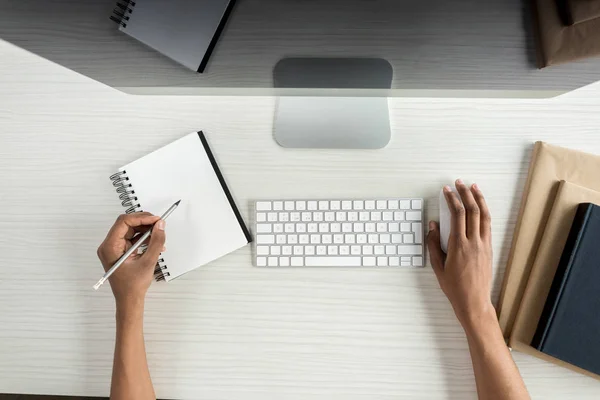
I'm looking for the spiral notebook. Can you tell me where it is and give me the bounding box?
[110,0,236,72]
[110,132,251,281]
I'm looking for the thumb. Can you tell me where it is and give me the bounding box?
[141,220,166,264]
[427,221,445,280]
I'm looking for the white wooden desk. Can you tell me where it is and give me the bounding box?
[1,39,600,399]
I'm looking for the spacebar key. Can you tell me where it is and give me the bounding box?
[305,257,362,267]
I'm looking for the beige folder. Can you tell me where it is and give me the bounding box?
[509,181,600,380]
[498,142,600,338]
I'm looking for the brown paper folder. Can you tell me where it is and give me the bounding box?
[509,181,600,380]
[498,142,600,338]
[533,0,600,67]
[566,0,600,25]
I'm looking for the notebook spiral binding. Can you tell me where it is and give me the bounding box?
[109,1,136,28]
[109,171,170,281]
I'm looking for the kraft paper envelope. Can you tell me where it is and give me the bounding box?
[498,142,600,338]
[566,0,600,25]
[509,181,600,380]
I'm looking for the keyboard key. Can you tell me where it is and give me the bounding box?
[285,223,295,233]
[284,201,295,211]
[273,224,284,233]
[351,245,361,255]
[353,200,364,210]
[307,201,318,210]
[305,257,361,267]
[401,223,411,232]
[386,245,396,255]
[318,201,329,210]
[401,257,411,263]
[340,245,350,255]
[301,212,312,222]
[413,256,423,267]
[374,245,385,255]
[305,246,315,255]
[388,200,399,209]
[325,212,335,222]
[377,223,387,232]
[280,257,290,267]
[363,256,376,266]
[401,261,411,267]
[271,246,281,255]
[294,246,304,255]
[267,212,278,222]
[363,245,374,255]
[389,222,400,232]
[257,235,275,244]
[331,223,341,233]
[365,223,376,232]
[400,200,411,209]
[406,211,422,221]
[380,234,391,243]
[368,234,379,244]
[353,222,365,232]
[256,224,272,233]
[257,257,267,266]
[288,235,298,244]
[257,213,267,222]
[273,201,283,211]
[365,200,376,210]
[268,257,278,267]
[336,211,347,221]
[397,245,423,255]
[330,200,341,210]
[296,223,307,233]
[392,234,403,244]
[322,234,332,244]
[348,211,358,221]
[412,199,422,210]
[357,234,367,244]
[412,223,423,244]
[291,257,304,266]
[389,256,400,266]
[257,246,269,255]
[403,234,414,244]
[371,211,382,221]
[308,223,318,232]
[377,256,388,266]
[291,212,301,222]
[276,235,286,244]
[316,245,327,255]
[319,223,329,233]
[327,245,338,255]
[256,202,271,211]
[383,212,393,221]
[310,234,321,244]
[394,211,405,221]
[313,212,323,222]
[282,246,293,255]
[299,235,309,244]
[333,234,344,244]
[279,212,289,222]
[342,223,353,233]
[376,200,387,209]
[359,211,370,221]
[296,201,306,210]
[342,201,353,210]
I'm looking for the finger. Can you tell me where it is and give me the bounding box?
[106,212,160,242]
[455,179,480,239]
[471,183,491,240]
[140,219,166,265]
[427,221,445,280]
[443,185,466,239]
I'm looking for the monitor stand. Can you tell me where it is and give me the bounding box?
[273,58,393,149]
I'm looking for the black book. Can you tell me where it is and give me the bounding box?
[532,203,600,375]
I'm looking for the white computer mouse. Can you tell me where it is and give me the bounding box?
[439,187,462,253]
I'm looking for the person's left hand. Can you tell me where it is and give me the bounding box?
[97,212,166,310]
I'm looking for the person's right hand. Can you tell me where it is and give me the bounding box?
[97,212,166,311]
[426,180,494,330]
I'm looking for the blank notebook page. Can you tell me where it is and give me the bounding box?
[119,132,250,281]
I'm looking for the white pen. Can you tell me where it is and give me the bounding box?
[93,200,181,291]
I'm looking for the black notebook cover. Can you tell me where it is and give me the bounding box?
[531,202,600,375]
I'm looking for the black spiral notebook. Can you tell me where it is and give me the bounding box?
[532,202,600,375]
[110,0,236,72]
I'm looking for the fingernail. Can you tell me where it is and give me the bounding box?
[155,220,165,231]
[456,179,464,185]
[473,183,479,191]
[429,221,436,230]
[443,185,451,192]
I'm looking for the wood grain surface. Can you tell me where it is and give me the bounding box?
[0,39,600,399]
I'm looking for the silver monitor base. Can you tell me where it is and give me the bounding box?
[274,96,391,149]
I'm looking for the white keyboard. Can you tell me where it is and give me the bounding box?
[254,199,424,267]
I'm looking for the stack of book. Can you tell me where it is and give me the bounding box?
[497,142,600,380]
